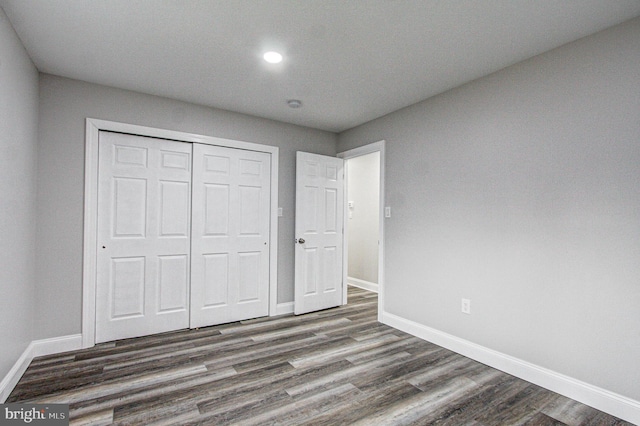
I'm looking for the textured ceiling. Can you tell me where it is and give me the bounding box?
[2,0,640,132]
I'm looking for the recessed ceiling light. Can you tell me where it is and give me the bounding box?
[263,51,283,64]
[287,99,303,108]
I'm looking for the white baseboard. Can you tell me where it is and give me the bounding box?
[0,344,33,403]
[0,334,83,403]
[347,277,378,293]
[31,334,83,358]
[382,311,640,425]
[275,302,294,316]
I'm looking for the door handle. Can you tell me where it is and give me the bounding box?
[297,238,306,244]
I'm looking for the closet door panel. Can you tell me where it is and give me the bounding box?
[96,131,191,343]
[191,144,270,327]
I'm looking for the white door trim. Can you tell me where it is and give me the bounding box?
[337,140,385,321]
[83,118,279,348]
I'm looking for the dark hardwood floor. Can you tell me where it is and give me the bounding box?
[9,287,632,425]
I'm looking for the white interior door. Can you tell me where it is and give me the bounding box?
[96,131,192,343]
[294,152,344,315]
[190,143,271,327]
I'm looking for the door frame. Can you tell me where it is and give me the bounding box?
[337,140,385,321]
[82,118,279,348]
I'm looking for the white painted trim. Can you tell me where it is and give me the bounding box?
[31,334,83,358]
[82,119,100,348]
[338,141,385,322]
[275,302,294,316]
[382,311,640,425]
[347,277,378,293]
[0,334,83,402]
[83,118,279,348]
[0,345,32,402]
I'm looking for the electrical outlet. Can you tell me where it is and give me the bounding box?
[461,298,471,314]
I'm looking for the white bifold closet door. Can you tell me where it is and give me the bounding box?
[96,132,192,343]
[96,132,271,343]
[190,143,271,328]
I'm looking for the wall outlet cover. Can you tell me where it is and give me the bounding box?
[461,298,471,314]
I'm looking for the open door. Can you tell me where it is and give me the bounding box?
[294,152,344,315]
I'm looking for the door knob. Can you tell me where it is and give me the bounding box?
[297,238,306,244]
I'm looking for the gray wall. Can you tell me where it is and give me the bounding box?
[338,17,640,401]
[347,152,380,284]
[0,8,38,379]
[36,74,336,339]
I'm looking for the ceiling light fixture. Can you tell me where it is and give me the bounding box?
[263,51,283,64]
[287,99,303,108]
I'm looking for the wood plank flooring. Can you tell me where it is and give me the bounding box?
[9,287,632,425]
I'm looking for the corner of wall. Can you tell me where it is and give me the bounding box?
[0,335,82,403]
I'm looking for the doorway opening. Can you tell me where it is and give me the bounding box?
[338,141,385,320]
